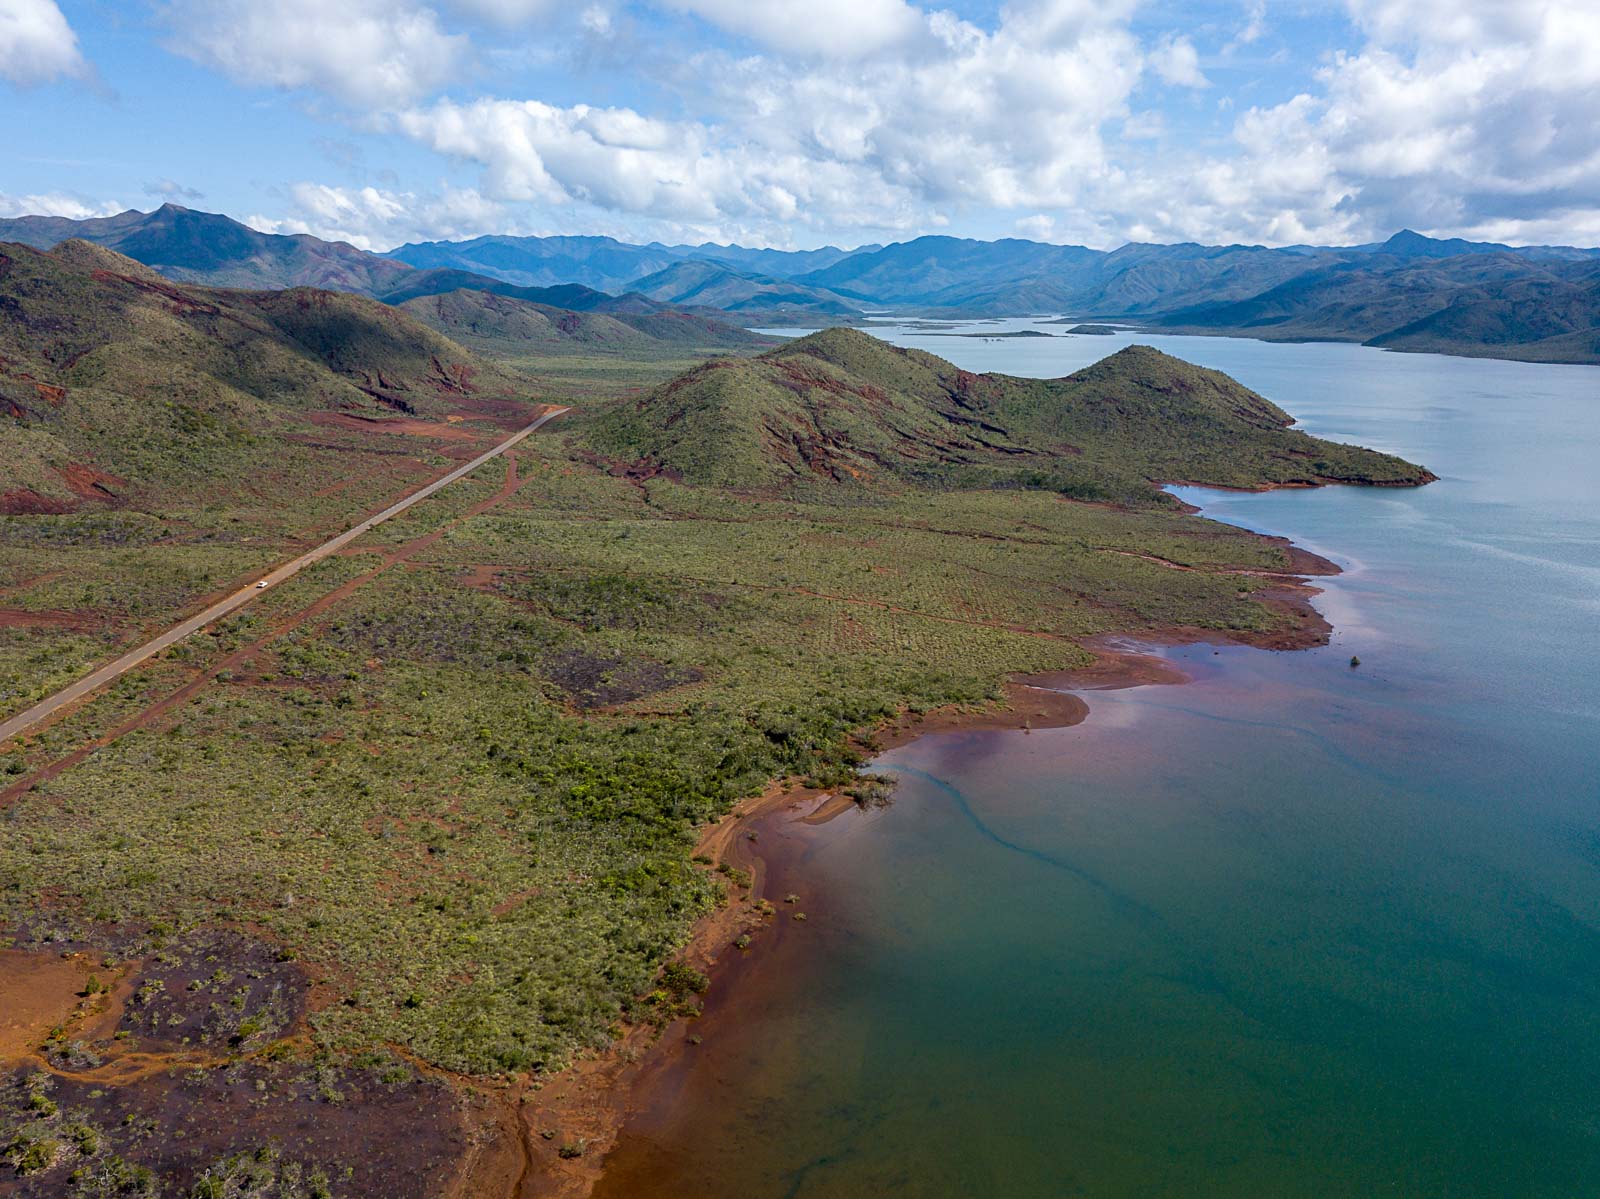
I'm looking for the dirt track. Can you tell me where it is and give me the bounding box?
[0,406,567,748]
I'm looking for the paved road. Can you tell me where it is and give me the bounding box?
[0,406,567,746]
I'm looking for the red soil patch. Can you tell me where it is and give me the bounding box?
[56,462,126,503]
[876,679,1092,752]
[1029,644,1191,691]
[306,412,486,442]
[0,608,96,631]
[1280,541,1339,576]
[446,400,540,433]
[0,949,96,1066]
[0,463,126,514]
[0,489,74,515]
[312,474,361,499]
[489,887,545,918]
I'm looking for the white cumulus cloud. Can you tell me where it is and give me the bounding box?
[389,2,1149,242]
[1195,0,1600,242]
[163,0,469,107]
[248,183,510,249]
[175,0,1600,249]
[1149,34,1207,88]
[396,98,762,221]
[0,0,86,84]
[0,191,123,219]
[1014,213,1056,240]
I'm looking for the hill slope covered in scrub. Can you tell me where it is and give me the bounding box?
[587,328,1433,497]
[396,287,776,358]
[0,240,529,513]
[373,268,656,313]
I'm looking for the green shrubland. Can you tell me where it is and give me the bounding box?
[0,282,1432,1083]
[0,446,1304,1073]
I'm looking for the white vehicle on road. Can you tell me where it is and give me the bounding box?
[256,580,268,588]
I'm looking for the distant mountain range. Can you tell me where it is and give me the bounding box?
[4,204,1598,364]
[387,232,868,292]
[626,259,862,316]
[0,203,413,294]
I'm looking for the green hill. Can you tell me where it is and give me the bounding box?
[1155,257,1600,363]
[629,259,862,316]
[397,287,775,358]
[587,327,1432,498]
[0,240,530,511]
[374,267,657,315]
[589,342,1025,490]
[399,288,662,355]
[1365,275,1600,361]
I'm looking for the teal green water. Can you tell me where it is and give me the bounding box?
[595,330,1600,1197]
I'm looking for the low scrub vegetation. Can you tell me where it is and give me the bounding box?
[0,318,1415,1099]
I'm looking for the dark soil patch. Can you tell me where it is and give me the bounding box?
[0,1055,471,1198]
[446,398,541,433]
[116,929,308,1054]
[3,925,309,1059]
[540,649,702,710]
[0,933,478,1198]
[571,448,684,483]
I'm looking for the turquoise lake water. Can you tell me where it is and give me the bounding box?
[595,326,1600,1197]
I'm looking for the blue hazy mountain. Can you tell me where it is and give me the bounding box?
[5,205,1597,361]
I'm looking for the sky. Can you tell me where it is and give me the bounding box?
[1,0,1598,252]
